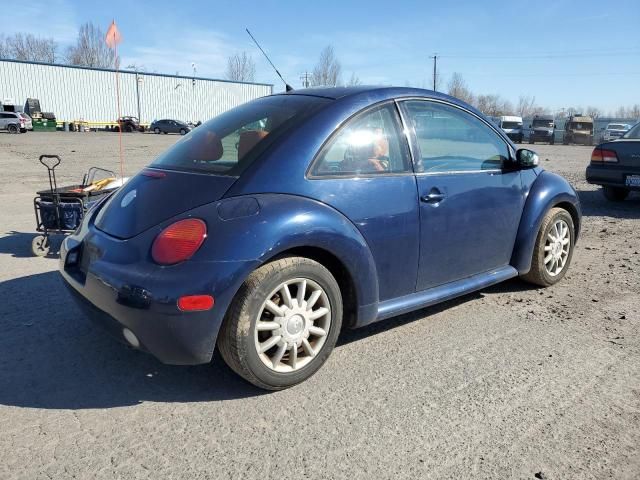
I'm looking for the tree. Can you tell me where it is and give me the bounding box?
[346,72,361,86]
[225,51,256,82]
[516,95,536,117]
[630,104,640,119]
[66,22,115,68]
[0,33,57,62]
[475,94,513,116]
[585,106,601,119]
[310,46,341,87]
[447,72,474,105]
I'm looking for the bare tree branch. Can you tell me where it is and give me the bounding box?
[310,46,341,87]
[65,22,115,68]
[447,72,474,105]
[225,52,256,82]
[346,72,361,86]
[0,33,57,62]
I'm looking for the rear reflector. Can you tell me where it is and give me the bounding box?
[178,295,214,311]
[151,218,207,265]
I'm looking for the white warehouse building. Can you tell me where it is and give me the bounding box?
[0,59,273,125]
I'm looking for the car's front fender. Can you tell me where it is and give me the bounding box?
[511,170,582,274]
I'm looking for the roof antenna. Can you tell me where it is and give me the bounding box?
[246,28,293,92]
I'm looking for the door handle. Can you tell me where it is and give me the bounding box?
[421,191,445,203]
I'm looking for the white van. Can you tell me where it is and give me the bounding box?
[499,115,523,143]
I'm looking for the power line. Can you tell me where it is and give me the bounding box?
[441,48,640,60]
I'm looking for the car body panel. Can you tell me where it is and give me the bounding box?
[59,86,581,366]
[414,169,525,290]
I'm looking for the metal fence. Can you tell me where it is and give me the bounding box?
[0,59,273,125]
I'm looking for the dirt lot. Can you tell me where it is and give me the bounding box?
[0,132,639,480]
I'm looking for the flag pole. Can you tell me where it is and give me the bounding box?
[106,20,124,180]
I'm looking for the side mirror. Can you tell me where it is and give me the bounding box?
[516,148,539,168]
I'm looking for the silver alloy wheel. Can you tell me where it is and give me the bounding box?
[544,219,570,276]
[253,278,331,373]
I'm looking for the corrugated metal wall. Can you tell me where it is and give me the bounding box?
[0,59,273,124]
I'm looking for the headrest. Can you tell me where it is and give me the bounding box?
[188,130,223,162]
[238,130,269,161]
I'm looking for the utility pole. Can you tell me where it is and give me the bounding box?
[429,54,438,91]
[300,72,311,88]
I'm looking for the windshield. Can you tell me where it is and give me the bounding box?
[151,95,331,175]
[622,123,640,139]
[532,119,553,128]
[569,122,592,131]
[501,121,522,129]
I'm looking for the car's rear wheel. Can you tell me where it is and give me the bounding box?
[521,207,575,287]
[8,124,18,134]
[218,256,342,390]
[602,186,629,202]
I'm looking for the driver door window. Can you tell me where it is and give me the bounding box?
[311,104,411,177]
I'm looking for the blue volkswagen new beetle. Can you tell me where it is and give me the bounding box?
[60,87,581,390]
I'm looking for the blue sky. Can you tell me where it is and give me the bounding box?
[6,0,640,113]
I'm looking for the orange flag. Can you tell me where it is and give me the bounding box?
[105,20,122,49]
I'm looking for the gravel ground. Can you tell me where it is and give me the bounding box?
[0,132,639,480]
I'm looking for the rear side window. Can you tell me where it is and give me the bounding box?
[311,104,411,176]
[151,95,330,175]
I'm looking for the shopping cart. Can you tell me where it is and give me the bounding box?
[32,155,118,256]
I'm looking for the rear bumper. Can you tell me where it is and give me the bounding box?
[586,164,640,190]
[59,229,259,365]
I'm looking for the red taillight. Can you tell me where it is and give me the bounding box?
[591,148,618,163]
[151,218,207,265]
[177,295,214,311]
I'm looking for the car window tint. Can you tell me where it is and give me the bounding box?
[312,104,411,176]
[401,100,508,173]
[151,95,330,175]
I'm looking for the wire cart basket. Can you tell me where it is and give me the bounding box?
[32,155,118,256]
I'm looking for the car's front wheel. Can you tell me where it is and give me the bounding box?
[521,207,575,287]
[602,186,629,202]
[154,127,161,134]
[218,256,342,390]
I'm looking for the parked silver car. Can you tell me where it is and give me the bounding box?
[0,112,26,133]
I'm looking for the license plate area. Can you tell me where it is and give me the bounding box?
[625,175,640,187]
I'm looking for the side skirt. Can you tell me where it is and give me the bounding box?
[373,266,519,323]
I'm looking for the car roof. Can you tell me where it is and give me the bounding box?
[278,85,487,117]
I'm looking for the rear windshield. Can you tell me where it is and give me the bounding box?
[151,95,331,175]
[622,123,640,139]
[608,124,626,130]
[501,121,521,129]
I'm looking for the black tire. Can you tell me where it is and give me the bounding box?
[154,127,161,134]
[602,186,629,202]
[550,137,555,145]
[8,124,18,134]
[529,138,534,144]
[179,129,186,135]
[562,136,569,145]
[31,235,50,257]
[125,124,133,133]
[218,256,343,390]
[521,207,575,287]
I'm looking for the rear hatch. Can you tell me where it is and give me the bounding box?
[95,169,236,239]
